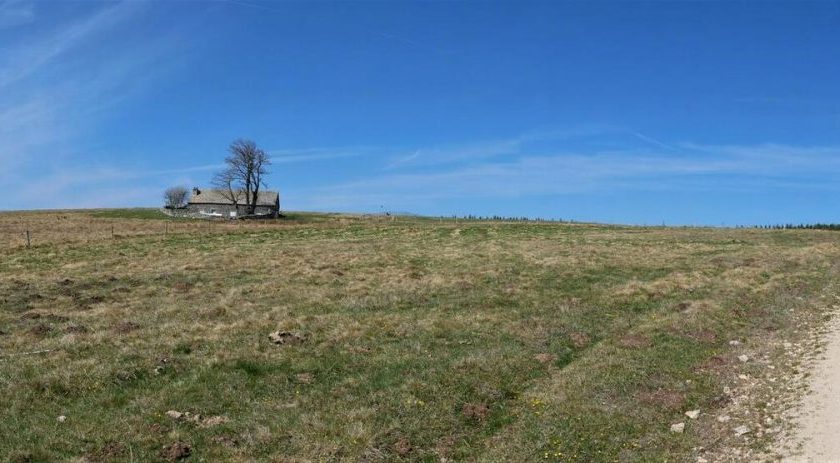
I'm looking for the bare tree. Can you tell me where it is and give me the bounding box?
[211,168,239,212]
[163,186,188,208]
[215,139,271,215]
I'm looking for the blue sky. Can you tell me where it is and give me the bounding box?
[1,0,839,225]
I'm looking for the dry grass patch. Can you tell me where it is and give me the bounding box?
[1,211,839,461]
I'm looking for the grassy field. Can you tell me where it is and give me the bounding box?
[1,210,838,462]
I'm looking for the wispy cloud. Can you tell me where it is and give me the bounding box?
[0,2,198,210]
[0,2,139,88]
[268,146,384,164]
[299,139,840,211]
[383,125,685,170]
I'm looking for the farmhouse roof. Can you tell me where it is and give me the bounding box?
[188,188,279,206]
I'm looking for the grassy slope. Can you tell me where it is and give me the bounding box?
[0,214,838,462]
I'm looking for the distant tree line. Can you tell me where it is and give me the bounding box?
[448,215,570,223]
[742,224,840,230]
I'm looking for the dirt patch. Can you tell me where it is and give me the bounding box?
[201,415,229,428]
[29,323,52,336]
[20,312,68,322]
[65,324,89,334]
[534,353,557,364]
[435,436,457,460]
[114,321,140,334]
[462,403,490,421]
[295,373,314,384]
[393,437,412,456]
[85,442,126,462]
[693,355,729,373]
[637,389,686,410]
[172,282,193,293]
[617,335,652,348]
[687,328,718,344]
[161,442,191,461]
[569,331,591,348]
[211,435,239,448]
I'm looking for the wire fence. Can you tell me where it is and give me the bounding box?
[0,214,408,250]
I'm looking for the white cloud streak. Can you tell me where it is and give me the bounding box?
[299,142,840,211]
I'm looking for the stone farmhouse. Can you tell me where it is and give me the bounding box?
[186,188,280,218]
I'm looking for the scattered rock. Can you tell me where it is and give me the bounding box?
[670,422,685,433]
[729,340,741,346]
[167,410,227,428]
[462,403,490,421]
[57,415,66,423]
[733,425,750,436]
[738,354,750,363]
[783,342,793,349]
[717,415,731,423]
[534,353,557,364]
[268,331,305,345]
[393,437,412,456]
[161,442,191,461]
[685,409,701,419]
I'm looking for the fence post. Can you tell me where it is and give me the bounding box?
[111,225,114,239]
[165,222,168,235]
[25,230,30,248]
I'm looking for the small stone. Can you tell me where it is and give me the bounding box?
[717,415,731,423]
[697,458,708,463]
[783,342,793,348]
[685,409,701,419]
[723,386,732,394]
[738,354,749,363]
[166,410,184,420]
[729,340,741,346]
[268,330,305,345]
[738,374,749,380]
[734,425,750,436]
[57,415,67,423]
[670,422,685,433]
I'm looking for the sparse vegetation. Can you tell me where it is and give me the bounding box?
[1,210,838,461]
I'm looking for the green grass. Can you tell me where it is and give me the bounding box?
[1,213,838,461]
[88,208,173,220]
